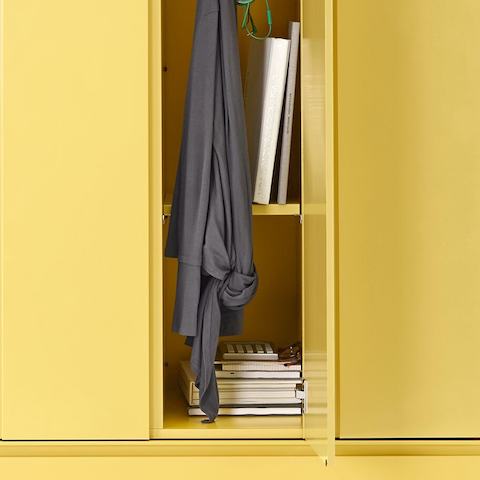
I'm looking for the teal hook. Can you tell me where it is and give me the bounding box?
[236,0,272,40]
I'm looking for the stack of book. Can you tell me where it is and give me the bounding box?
[179,341,303,416]
[244,21,300,205]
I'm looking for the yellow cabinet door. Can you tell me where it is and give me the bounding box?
[0,0,149,439]
[337,0,480,437]
[302,0,335,458]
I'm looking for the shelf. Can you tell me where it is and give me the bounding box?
[0,439,317,458]
[163,200,301,217]
[155,384,304,440]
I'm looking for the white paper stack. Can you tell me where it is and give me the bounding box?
[179,358,303,416]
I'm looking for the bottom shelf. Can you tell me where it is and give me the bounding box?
[153,384,304,440]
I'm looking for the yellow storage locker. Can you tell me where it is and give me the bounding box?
[153,0,334,453]
[0,0,334,465]
[2,0,480,470]
[0,0,150,440]
[337,0,480,438]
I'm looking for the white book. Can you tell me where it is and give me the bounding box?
[188,392,301,407]
[217,361,301,372]
[245,38,291,204]
[215,380,301,389]
[192,389,297,400]
[215,368,301,379]
[188,398,301,407]
[179,361,302,405]
[179,366,300,407]
[188,406,302,416]
[277,22,300,204]
[180,361,301,388]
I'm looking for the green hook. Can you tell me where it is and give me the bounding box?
[236,0,272,40]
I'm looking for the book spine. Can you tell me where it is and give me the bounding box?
[277,22,300,204]
[221,364,301,372]
[191,397,302,405]
[216,371,301,379]
[222,353,279,360]
[193,390,297,399]
[254,39,291,204]
[188,407,302,416]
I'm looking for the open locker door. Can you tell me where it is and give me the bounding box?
[301,0,335,463]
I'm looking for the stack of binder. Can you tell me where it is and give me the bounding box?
[179,341,304,416]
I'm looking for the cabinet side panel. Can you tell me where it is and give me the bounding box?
[338,0,480,437]
[150,0,163,434]
[0,0,4,440]
[1,0,149,439]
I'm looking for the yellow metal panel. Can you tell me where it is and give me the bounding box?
[158,384,302,439]
[1,0,149,439]
[302,0,334,460]
[163,201,301,217]
[337,439,480,457]
[337,0,480,437]
[0,456,327,480]
[0,438,479,459]
[149,0,164,435]
[4,455,480,480]
[1,437,480,457]
[4,456,480,480]
[0,439,318,457]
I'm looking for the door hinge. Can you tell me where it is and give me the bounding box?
[296,379,308,413]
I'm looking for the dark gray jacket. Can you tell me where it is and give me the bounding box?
[166,0,257,421]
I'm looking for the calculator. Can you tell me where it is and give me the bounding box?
[219,341,278,360]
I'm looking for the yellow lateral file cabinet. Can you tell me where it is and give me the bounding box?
[0,0,335,464]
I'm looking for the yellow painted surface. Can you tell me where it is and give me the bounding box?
[157,385,303,439]
[0,0,149,439]
[157,1,306,437]
[163,201,301,217]
[150,0,164,433]
[302,0,333,459]
[337,439,480,457]
[0,437,480,458]
[337,0,480,438]
[3,455,480,480]
[0,439,318,457]
[0,438,478,458]
[160,216,303,437]
[0,456,325,480]
[0,0,333,451]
